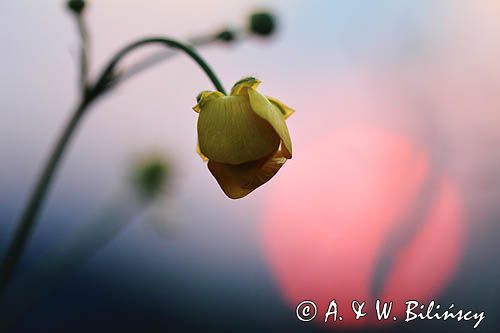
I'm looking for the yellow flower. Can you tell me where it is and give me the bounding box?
[193,77,294,199]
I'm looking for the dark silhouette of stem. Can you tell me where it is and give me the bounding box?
[76,14,89,91]
[0,190,147,331]
[0,36,226,303]
[0,100,88,302]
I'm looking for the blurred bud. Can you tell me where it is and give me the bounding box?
[248,11,276,37]
[215,29,237,43]
[130,155,170,201]
[67,0,86,15]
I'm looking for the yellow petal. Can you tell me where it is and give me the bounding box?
[246,88,293,158]
[197,95,280,165]
[230,77,261,96]
[208,149,288,199]
[196,143,208,162]
[192,90,225,113]
[266,96,295,120]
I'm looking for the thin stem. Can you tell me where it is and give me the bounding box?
[0,36,225,302]
[114,29,242,87]
[116,34,215,85]
[76,14,89,92]
[0,190,147,331]
[370,108,444,300]
[94,37,226,96]
[0,101,88,302]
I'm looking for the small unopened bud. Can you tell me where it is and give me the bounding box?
[215,29,237,43]
[248,11,276,37]
[130,155,170,201]
[67,0,86,15]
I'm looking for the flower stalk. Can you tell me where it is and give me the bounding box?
[0,36,225,302]
[0,2,279,305]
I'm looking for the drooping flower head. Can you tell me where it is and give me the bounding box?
[193,77,294,199]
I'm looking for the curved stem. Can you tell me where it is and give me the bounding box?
[111,29,243,87]
[116,33,216,85]
[0,36,225,302]
[93,37,226,97]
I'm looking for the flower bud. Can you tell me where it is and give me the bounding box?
[193,77,294,199]
[215,29,237,43]
[248,11,276,37]
[67,0,86,15]
[130,155,170,200]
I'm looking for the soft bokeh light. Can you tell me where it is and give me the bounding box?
[261,126,464,328]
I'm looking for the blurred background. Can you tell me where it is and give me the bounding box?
[1,0,500,332]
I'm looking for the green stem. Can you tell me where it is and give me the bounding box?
[0,36,225,302]
[94,37,227,96]
[0,101,88,301]
[116,33,216,85]
[0,190,147,331]
[76,14,90,91]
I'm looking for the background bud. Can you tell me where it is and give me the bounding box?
[67,0,86,15]
[248,11,276,37]
[215,29,237,43]
[130,155,170,201]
